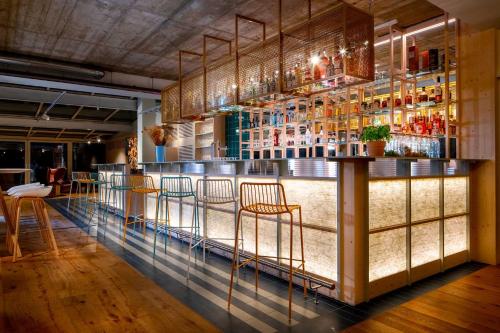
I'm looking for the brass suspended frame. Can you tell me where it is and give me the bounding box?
[161,0,374,122]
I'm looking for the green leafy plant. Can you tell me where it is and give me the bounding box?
[360,125,391,142]
[384,150,400,157]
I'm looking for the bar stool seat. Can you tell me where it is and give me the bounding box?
[244,203,300,214]
[227,182,306,323]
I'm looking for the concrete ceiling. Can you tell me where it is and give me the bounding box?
[0,0,444,80]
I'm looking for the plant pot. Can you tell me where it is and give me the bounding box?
[366,140,386,157]
[155,145,165,163]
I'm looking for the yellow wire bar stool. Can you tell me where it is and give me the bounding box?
[123,175,159,241]
[227,182,306,323]
[187,178,242,280]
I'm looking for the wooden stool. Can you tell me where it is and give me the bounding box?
[227,182,306,323]
[123,175,159,241]
[9,191,59,262]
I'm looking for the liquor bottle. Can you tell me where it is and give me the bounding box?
[294,63,302,85]
[429,89,435,102]
[418,87,428,103]
[434,76,442,103]
[270,75,277,92]
[317,126,324,144]
[408,45,419,72]
[420,50,429,72]
[334,47,343,75]
[313,52,322,80]
[273,129,279,146]
[320,49,329,79]
[305,127,312,145]
[429,48,439,71]
[326,56,335,77]
[304,64,312,83]
[405,87,413,106]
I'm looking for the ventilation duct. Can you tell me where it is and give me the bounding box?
[0,55,105,80]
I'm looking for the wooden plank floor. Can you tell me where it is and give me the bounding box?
[344,265,500,333]
[0,202,220,333]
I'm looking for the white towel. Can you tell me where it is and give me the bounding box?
[7,183,41,195]
[11,186,52,198]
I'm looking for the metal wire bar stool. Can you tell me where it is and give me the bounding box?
[103,174,132,238]
[66,171,90,211]
[227,182,306,323]
[84,172,107,233]
[154,176,199,258]
[187,178,243,280]
[123,175,159,241]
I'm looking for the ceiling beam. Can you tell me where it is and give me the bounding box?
[0,116,132,132]
[104,108,121,121]
[0,85,137,111]
[71,105,85,119]
[27,127,33,137]
[0,74,161,100]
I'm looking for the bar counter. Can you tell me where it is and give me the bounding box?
[97,157,471,305]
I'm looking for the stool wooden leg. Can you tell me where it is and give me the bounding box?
[288,211,294,323]
[12,200,22,262]
[227,209,242,310]
[41,200,59,256]
[123,191,132,241]
[298,207,307,298]
[255,213,259,292]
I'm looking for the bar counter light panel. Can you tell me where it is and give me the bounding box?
[96,157,470,305]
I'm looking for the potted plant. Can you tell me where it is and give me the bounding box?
[360,125,391,157]
[144,125,175,163]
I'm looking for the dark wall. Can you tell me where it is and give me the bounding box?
[73,143,106,172]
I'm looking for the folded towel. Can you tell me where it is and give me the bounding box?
[11,186,52,198]
[9,184,44,196]
[7,183,41,195]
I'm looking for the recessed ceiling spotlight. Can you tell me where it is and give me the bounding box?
[87,140,91,144]
[97,137,101,143]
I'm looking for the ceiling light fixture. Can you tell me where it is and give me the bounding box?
[97,137,101,143]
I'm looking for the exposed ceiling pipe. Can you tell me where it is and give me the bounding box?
[0,55,105,80]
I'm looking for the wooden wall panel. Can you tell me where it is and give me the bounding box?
[460,26,499,265]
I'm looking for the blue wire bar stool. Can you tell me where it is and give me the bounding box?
[187,179,242,280]
[103,174,132,238]
[66,171,90,211]
[84,172,107,233]
[154,176,199,257]
[227,182,306,323]
[123,175,160,241]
